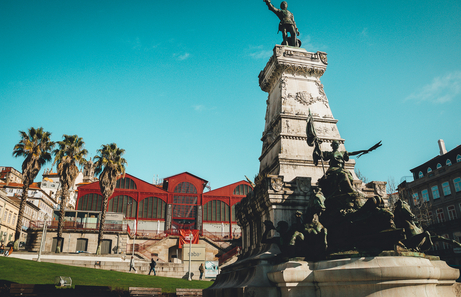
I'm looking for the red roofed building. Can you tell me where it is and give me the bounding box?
[76,172,251,238]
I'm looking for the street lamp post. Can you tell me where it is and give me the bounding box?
[131,219,137,259]
[188,231,193,281]
[37,214,48,262]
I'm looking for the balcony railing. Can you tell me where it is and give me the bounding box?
[30,220,128,232]
[30,220,241,241]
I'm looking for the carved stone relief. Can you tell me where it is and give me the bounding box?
[314,81,329,108]
[271,177,284,192]
[295,91,315,106]
[297,178,310,194]
[319,52,328,65]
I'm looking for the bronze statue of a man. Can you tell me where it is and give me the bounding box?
[263,0,301,47]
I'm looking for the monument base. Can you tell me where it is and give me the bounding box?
[204,256,459,297]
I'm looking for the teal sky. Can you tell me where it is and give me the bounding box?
[1,0,460,190]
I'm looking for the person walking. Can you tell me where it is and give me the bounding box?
[148,258,157,276]
[199,263,205,280]
[129,256,137,273]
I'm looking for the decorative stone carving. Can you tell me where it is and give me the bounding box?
[297,178,310,194]
[319,51,328,65]
[271,177,284,192]
[295,91,314,106]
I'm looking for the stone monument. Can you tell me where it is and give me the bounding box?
[204,4,460,297]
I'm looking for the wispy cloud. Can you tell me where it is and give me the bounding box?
[299,35,327,52]
[173,52,190,61]
[193,105,216,112]
[405,71,461,104]
[247,45,272,59]
[132,37,142,50]
[359,27,373,46]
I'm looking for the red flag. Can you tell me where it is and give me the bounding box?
[178,229,199,248]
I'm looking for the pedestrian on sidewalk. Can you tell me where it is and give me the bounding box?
[129,256,137,273]
[199,263,205,280]
[148,258,157,275]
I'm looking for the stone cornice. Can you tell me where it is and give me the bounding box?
[259,45,328,93]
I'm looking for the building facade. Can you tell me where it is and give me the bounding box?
[76,172,251,237]
[0,189,19,244]
[398,140,461,265]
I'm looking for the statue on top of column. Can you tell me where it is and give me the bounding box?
[263,0,301,47]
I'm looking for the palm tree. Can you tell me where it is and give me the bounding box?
[52,135,88,253]
[93,143,127,255]
[12,127,54,250]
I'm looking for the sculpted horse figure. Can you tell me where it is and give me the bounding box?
[393,200,432,252]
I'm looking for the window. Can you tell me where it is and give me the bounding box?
[7,212,12,224]
[174,182,197,194]
[454,231,461,243]
[431,186,440,199]
[442,234,450,249]
[108,195,137,218]
[77,193,103,211]
[116,177,137,189]
[454,177,461,193]
[436,163,442,169]
[421,189,430,202]
[231,203,240,222]
[412,193,419,205]
[457,155,461,163]
[139,197,166,219]
[418,171,423,178]
[436,208,445,223]
[447,159,452,166]
[203,200,230,222]
[448,205,457,221]
[442,182,451,196]
[427,167,432,173]
[233,184,252,195]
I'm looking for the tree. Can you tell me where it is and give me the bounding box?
[386,176,398,212]
[12,127,54,250]
[52,135,88,253]
[93,143,127,255]
[354,168,368,184]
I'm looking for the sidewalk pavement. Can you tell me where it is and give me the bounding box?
[9,251,131,263]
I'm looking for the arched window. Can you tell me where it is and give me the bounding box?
[447,159,452,166]
[108,195,137,218]
[203,200,229,222]
[231,202,240,222]
[174,182,197,194]
[233,184,252,195]
[139,197,166,219]
[77,193,103,211]
[427,167,432,173]
[116,177,137,189]
[457,155,461,163]
[436,163,442,169]
[418,171,423,178]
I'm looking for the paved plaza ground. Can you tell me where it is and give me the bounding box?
[9,251,133,263]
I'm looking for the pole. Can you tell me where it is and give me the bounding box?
[37,215,48,262]
[188,231,192,281]
[131,220,136,259]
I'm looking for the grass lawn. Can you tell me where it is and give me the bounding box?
[0,257,212,293]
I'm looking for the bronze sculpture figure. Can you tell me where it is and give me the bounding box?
[263,0,301,47]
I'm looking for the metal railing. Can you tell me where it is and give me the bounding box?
[30,220,128,232]
[219,246,241,265]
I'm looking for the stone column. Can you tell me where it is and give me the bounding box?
[258,45,355,184]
